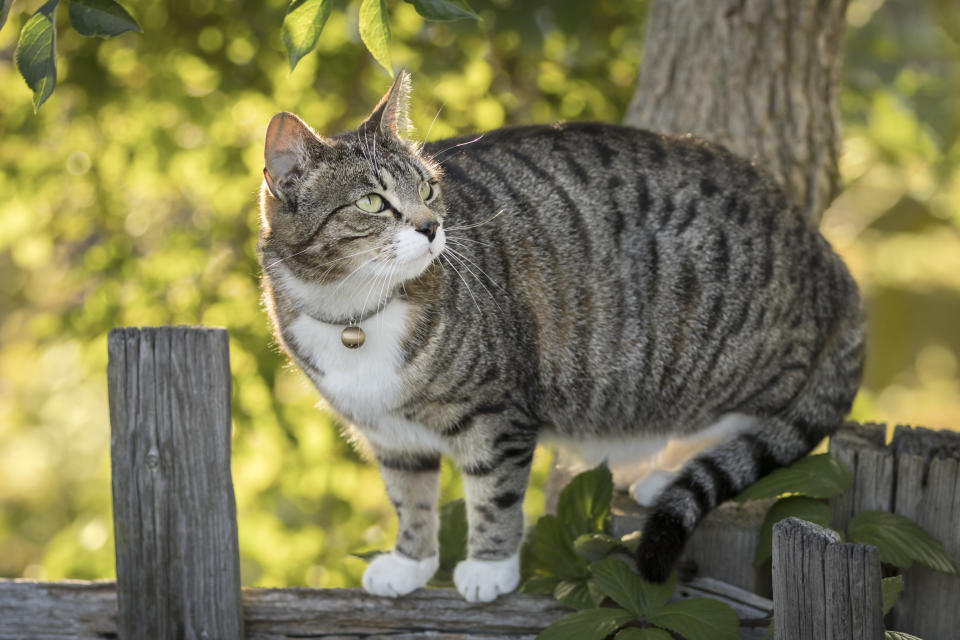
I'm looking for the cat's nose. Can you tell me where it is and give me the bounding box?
[416,220,438,242]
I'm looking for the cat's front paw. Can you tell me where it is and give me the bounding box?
[362,551,438,598]
[453,554,520,603]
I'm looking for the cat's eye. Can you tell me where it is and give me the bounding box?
[356,193,384,213]
[419,182,433,201]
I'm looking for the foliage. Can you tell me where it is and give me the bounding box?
[524,465,740,640]
[733,454,851,503]
[848,510,959,575]
[0,0,959,594]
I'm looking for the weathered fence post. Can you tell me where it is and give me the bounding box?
[772,517,883,640]
[831,423,960,638]
[108,326,243,639]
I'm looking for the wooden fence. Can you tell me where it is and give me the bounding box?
[0,325,958,639]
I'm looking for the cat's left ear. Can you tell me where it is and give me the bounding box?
[361,70,412,139]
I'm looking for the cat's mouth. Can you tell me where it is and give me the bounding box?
[391,225,445,279]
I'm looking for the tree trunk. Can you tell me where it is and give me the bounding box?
[624,0,849,224]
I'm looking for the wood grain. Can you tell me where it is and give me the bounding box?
[772,518,882,640]
[107,326,243,640]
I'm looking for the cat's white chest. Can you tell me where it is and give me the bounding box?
[286,301,410,423]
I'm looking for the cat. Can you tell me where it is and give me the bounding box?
[256,71,864,602]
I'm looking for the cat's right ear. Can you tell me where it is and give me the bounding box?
[263,112,326,200]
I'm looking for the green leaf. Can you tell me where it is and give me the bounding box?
[848,510,959,575]
[617,629,673,640]
[358,0,391,76]
[574,533,623,562]
[884,632,923,640]
[734,454,851,503]
[520,574,562,596]
[281,0,332,71]
[620,530,642,554]
[68,0,140,37]
[554,578,603,610]
[14,0,58,112]
[753,496,833,566]
[536,608,636,640]
[557,462,614,542]
[404,0,477,21]
[881,575,903,616]
[647,598,740,640]
[591,558,675,618]
[1,0,14,31]
[351,549,386,561]
[528,514,589,580]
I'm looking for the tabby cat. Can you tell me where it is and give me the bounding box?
[257,72,864,602]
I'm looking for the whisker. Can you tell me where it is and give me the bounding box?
[430,134,485,162]
[442,245,507,295]
[445,235,494,250]
[443,249,503,314]
[441,253,483,315]
[445,209,506,232]
[423,103,445,144]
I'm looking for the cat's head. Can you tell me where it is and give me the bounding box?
[258,71,445,300]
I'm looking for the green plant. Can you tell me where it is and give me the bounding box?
[521,464,740,640]
[281,0,478,74]
[4,0,141,111]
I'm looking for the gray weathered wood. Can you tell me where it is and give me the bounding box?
[107,326,243,640]
[613,492,774,596]
[0,578,773,640]
[772,517,883,640]
[625,0,848,223]
[829,422,894,533]
[888,425,960,640]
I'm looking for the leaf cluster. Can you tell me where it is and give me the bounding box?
[5,0,140,111]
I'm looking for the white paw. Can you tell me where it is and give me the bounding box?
[454,554,520,603]
[362,552,438,598]
[629,469,677,507]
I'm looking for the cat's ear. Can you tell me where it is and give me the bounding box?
[360,70,412,139]
[263,112,327,200]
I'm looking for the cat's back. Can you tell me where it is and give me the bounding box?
[427,122,855,434]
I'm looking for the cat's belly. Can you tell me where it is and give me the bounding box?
[286,300,412,425]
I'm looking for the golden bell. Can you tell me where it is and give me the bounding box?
[341,325,365,349]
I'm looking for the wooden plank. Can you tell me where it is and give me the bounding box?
[829,423,893,533]
[888,425,960,639]
[0,578,773,639]
[772,517,882,640]
[107,327,243,640]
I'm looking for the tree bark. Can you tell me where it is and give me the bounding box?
[624,0,849,223]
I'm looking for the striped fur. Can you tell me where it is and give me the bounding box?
[257,73,865,595]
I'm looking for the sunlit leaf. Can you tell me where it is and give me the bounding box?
[14,0,58,112]
[753,496,833,566]
[620,531,642,554]
[69,0,141,37]
[557,462,613,542]
[520,574,561,596]
[646,598,740,640]
[281,0,332,71]
[848,510,959,575]
[616,629,673,640]
[554,578,603,610]
[881,575,903,616]
[536,608,635,640]
[884,632,923,640]
[574,533,623,561]
[404,0,477,21]
[734,454,851,503]
[591,558,675,618]
[1,0,14,31]
[358,0,392,76]
[528,514,589,580]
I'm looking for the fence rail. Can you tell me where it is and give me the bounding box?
[1,326,958,639]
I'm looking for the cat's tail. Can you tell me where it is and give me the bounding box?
[635,303,865,584]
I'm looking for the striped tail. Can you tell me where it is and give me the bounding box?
[635,311,865,583]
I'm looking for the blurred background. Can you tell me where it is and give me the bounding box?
[0,0,957,588]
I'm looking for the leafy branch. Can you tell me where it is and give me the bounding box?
[280,0,478,76]
[4,0,141,111]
